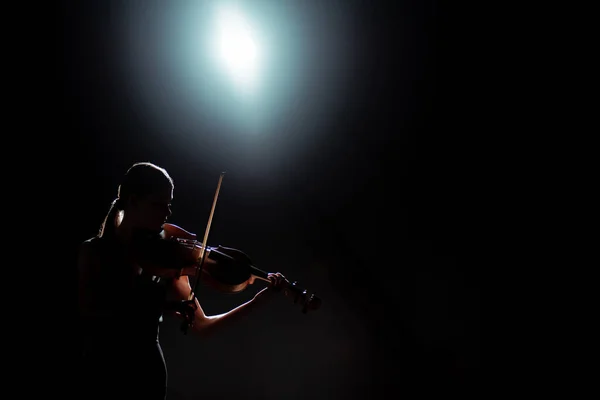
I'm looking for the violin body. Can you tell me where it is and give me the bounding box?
[160,223,267,293]
[200,245,262,293]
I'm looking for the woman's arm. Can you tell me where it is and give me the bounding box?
[169,274,283,338]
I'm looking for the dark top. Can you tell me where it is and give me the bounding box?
[77,234,172,399]
[79,234,170,341]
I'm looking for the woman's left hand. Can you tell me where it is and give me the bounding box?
[253,272,287,300]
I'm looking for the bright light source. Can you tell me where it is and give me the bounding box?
[213,5,262,94]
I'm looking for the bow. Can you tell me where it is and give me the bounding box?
[179,171,226,334]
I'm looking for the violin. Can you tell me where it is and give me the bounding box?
[131,222,321,332]
[132,172,321,333]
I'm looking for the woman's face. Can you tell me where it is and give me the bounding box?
[128,187,173,233]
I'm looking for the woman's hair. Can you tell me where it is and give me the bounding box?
[98,162,174,238]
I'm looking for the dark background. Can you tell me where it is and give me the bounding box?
[42,0,476,398]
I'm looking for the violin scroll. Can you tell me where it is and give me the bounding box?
[281,280,321,314]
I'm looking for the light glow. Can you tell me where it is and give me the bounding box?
[213,5,262,94]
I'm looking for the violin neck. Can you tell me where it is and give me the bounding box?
[249,266,270,281]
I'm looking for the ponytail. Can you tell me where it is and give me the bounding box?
[98,198,123,238]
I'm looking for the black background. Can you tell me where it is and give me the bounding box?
[23,1,477,398]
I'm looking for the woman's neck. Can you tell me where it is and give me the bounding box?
[115,219,134,244]
[116,218,161,244]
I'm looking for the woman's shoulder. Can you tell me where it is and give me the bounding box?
[78,236,99,256]
[80,235,102,248]
[79,236,113,258]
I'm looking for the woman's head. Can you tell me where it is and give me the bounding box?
[99,162,174,238]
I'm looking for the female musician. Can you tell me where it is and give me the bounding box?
[76,161,285,399]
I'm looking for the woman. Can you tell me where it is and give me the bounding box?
[77,161,285,399]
